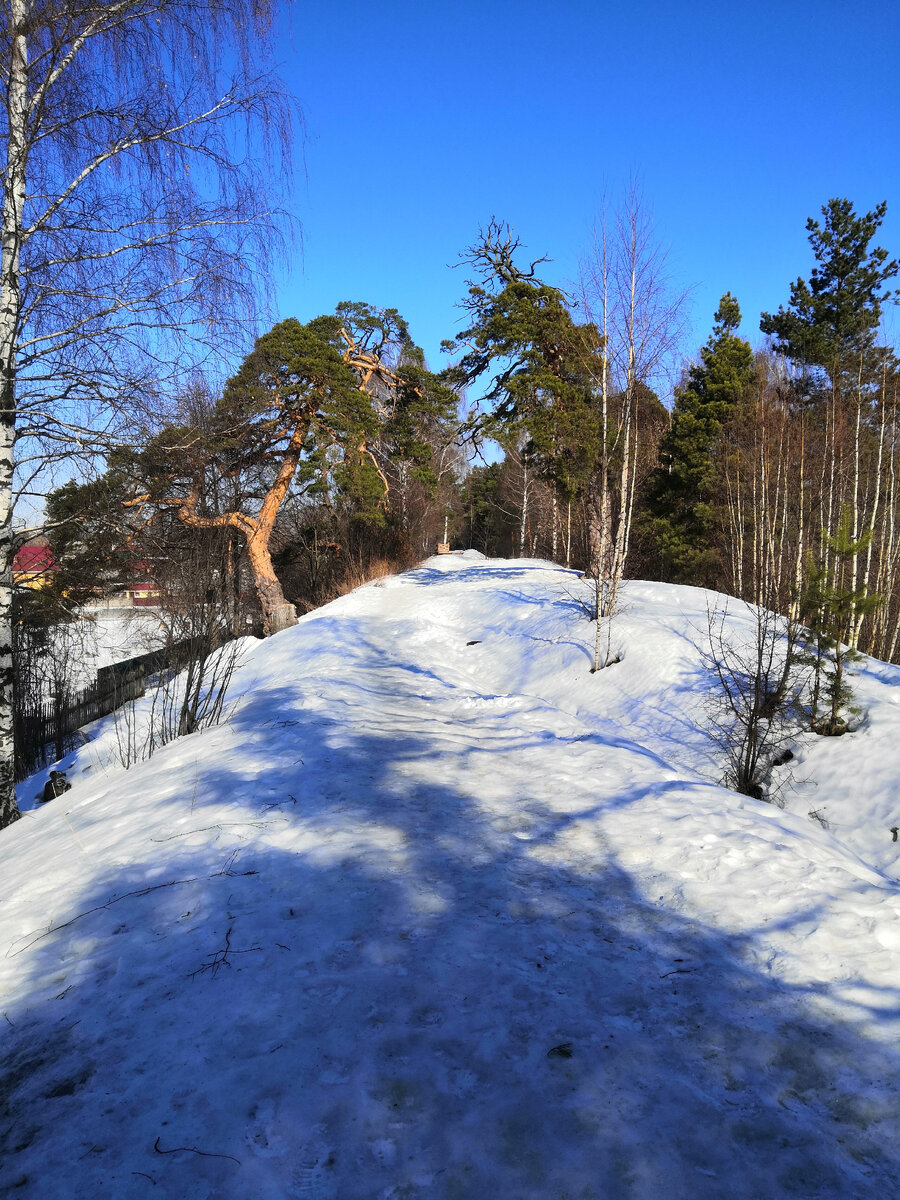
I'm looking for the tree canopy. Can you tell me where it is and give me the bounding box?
[50,307,458,635]
[760,198,898,385]
[644,293,756,584]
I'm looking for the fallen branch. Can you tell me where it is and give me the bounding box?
[150,820,284,843]
[211,849,258,878]
[189,924,261,979]
[153,1136,240,1165]
[7,878,198,957]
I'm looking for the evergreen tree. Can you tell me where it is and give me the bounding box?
[801,506,881,735]
[760,199,898,389]
[444,229,596,438]
[759,199,897,656]
[53,308,457,634]
[645,293,755,584]
[443,221,606,566]
[459,463,515,557]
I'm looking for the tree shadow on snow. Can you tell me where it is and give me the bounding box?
[3,682,900,1199]
[403,562,579,590]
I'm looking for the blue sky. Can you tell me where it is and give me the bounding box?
[272,0,900,392]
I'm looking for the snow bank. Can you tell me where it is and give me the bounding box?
[2,558,899,1198]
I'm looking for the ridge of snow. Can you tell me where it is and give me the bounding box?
[2,554,899,1198]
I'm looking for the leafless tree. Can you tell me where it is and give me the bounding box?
[112,529,246,769]
[578,183,689,669]
[704,597,805,802]
[0,0,295,828]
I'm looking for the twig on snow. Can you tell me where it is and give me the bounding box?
[150,820,283,843]
[153,1136,241,1165]
[7,878,198,957]
[189,924,261,979]
[211,849,258,878]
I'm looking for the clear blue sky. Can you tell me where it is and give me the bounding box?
[272,0,900,391]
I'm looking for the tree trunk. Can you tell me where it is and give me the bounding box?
[246,530,296,635]
[0,420,17,828]
[0,4,28,828]
[170,419,308,638]
[791,408,806,622]
[585,471,612,580]
[518,452,528,557]
[851,356,884,650]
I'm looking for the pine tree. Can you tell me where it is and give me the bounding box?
[760,199,898,388]
[443,223,605,562]
[53,309,457,635]
[645,293,755,584]
[801,506,881,735]
[760,199,898,656]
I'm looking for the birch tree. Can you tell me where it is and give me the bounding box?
[0,0,293,829]
[760,200,898,652]
[578,188,687,666]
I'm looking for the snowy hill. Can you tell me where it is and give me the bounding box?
[2,554,900,1199]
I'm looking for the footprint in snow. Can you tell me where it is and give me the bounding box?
[245,1098,287,1158]
[290,1148,338,1199]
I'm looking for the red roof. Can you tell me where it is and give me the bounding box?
[13,545,55,573]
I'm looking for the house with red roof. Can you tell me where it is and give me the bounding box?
[13,543,56,590]
[13,541,160,607]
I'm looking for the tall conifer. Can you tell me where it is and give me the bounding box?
[645,294,754,584]
[760,199,898,389]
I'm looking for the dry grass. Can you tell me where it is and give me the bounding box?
[292,548,419,615]
[327,555,398,599]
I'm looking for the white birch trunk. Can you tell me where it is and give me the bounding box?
[518,453,528,558]
[853,421,879,650]
[791,410,806,623]
[848,362,863,647]
[879,388,898,657]
[0,2,29,827]
[587,231,612,582]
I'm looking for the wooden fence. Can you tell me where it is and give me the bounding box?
[14,638,199,782]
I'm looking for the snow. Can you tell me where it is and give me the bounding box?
[78,607,167,669]
[2,554,900,1198]
[26,607,167,697]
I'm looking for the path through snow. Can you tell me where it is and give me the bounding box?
[2,555,899,1198]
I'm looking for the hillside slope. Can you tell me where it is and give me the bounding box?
[2,555,900,1199]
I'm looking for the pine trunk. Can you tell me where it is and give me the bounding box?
[246,531,296,635]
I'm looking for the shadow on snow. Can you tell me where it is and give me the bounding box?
[3,697,900,1199]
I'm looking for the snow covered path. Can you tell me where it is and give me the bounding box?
[2,556,900,1198]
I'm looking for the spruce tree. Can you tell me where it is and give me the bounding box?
[644,293,755,584]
